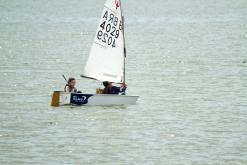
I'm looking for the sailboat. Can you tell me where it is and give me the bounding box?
[51,0,139,106]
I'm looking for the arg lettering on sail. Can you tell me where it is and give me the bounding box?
[96,9,122,48]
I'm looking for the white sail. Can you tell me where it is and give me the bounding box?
[81,0,125,83]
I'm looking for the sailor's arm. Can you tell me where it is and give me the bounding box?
[64,85,70,92]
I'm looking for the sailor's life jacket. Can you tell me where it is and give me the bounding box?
[64,85,78,93]
[103,86,126,95]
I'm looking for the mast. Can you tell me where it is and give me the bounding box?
[121,1,126,84]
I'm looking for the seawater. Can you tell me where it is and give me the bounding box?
[0,0,247,164]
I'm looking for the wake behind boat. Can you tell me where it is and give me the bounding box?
[51,0,139,106]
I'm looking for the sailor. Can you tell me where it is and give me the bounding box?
[102,81,127,95]
[64,77,78,93]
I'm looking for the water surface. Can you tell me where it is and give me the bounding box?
[0,0,247,164]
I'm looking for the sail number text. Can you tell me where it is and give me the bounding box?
[96,10,122,48]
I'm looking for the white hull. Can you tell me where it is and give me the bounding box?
[51,91,138,106]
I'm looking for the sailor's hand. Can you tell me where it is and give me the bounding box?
[121,83,127,88]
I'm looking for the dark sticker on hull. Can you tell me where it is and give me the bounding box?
[70,94,93,105]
